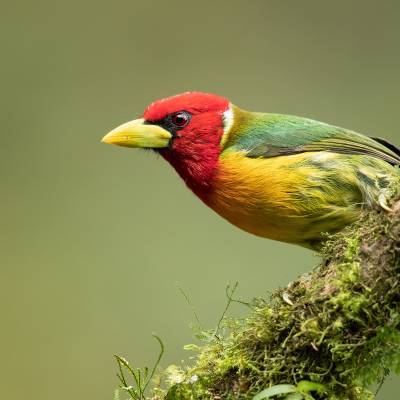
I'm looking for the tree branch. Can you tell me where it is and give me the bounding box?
[118,192,400,400]
[156,193,399,400]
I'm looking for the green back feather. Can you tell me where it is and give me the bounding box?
[227,110,400,165]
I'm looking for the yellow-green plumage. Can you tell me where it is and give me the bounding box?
[207,106,400,248]
[102,92,400,249]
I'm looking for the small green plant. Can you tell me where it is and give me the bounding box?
[114,335,164,400]
[253,381,326,400]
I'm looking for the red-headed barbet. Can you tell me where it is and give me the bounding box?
[102,92,400,248]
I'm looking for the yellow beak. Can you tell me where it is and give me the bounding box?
[101,118,172,148]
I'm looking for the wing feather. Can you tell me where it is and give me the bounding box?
[241,114,400,165]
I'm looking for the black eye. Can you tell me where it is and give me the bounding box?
[170,112,190,128]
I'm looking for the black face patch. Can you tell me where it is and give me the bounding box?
[144,111,192,137]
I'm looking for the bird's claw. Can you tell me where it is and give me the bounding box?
[379,193,393,212]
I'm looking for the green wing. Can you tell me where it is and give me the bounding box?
[236,113,400,165]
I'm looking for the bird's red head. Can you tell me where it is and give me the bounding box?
[103,92,231,196]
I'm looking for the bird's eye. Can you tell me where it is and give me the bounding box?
[170,112,190,128]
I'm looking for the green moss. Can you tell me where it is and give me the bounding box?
[116,194,400,400]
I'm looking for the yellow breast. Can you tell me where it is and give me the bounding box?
[206,151,360,246]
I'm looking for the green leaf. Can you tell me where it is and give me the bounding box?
[253,384,298,400]
[285,393,304,400]
[297,380,326,395]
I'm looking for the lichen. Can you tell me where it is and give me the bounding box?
[116,193,400,400]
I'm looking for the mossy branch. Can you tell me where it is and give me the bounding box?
[117,193,400,400]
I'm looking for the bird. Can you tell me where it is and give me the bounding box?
[102,92,400,249]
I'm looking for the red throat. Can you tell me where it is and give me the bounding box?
[143,92,229,199]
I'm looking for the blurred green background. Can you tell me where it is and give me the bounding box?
[1,0,399,398]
